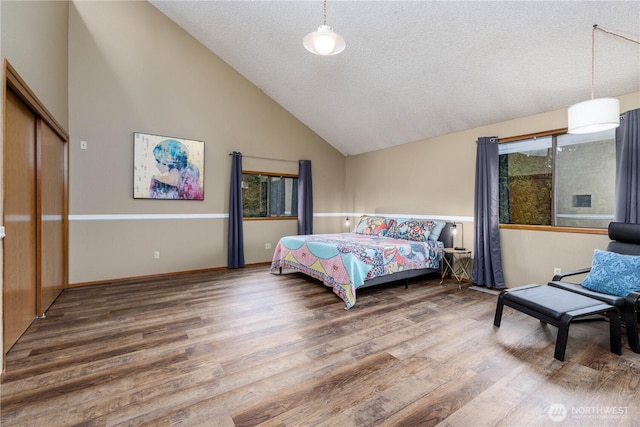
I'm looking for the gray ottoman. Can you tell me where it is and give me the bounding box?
[494,284,621,361]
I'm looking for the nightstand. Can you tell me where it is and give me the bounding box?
[440,247,472,289]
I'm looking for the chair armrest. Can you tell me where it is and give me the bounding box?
[552,267,591,282]
[626,291,640,306]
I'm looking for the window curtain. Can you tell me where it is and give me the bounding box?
[228,151,245,268]
[471,137,506,289]
[298,160,313,235]
[615,108,640,224]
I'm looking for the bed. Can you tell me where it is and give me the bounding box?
[270,215,454,309]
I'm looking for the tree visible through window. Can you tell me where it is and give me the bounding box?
[242,172,298,218]
[499,129,615,228]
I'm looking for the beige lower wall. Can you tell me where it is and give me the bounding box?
[69,214,347,284]
[70,218,227,283]
[347,91,640,287]
[500,228,608,287]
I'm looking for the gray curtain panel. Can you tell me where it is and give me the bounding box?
[471,137,506,289]
[298,160,313,235]
[228,151,245,268]
[615,108,640,224]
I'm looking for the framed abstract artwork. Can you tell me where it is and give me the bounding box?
[133,132,204,200]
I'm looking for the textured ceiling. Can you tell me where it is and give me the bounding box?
[149,1,640,156]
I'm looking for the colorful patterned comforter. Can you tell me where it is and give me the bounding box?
[270,233,443,309]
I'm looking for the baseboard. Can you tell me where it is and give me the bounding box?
[469,285,501,295]
[67,262,272,288]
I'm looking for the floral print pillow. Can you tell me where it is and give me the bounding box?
[354,215,396,237]
[388,220,435,242]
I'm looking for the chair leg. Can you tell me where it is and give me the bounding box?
[623,307,639,353]
[494,293,505,327]
[624,293,640,353]
[607,309,622,355]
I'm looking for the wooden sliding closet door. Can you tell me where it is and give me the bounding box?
[3,63,68,354]
[3,87,38,351]
[38,121,67,314]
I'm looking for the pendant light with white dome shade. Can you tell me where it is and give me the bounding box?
[303,0,346,56]
[568,25,639,134]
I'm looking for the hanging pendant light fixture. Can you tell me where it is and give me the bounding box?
[568,25,640,134]
[303,0,346,56]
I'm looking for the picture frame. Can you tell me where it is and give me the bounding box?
[133,132,205,200]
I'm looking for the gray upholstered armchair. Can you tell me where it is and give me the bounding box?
[548,222,640,353]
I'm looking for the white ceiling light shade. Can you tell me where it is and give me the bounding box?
[303,1,345,56]
[304,24,346,55]
[568,25,639,134]
[568,98,620,134]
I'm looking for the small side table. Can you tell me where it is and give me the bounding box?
[440,248,472,289]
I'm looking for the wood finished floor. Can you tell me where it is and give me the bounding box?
[2,266,640,426]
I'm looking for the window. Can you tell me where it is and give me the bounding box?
[499,129,615,228]
[242,171,298,218]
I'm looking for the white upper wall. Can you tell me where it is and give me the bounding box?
[1,0,69,129]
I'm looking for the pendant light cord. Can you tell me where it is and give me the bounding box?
[594,25,640,47]
[323,0,327,26]
[592,24,640,100]
[591,25,596,100]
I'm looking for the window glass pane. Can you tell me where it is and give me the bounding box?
[242,173,298,218]
[270,177,284,216]
[499,136,553,225]
[499,129,615,229]
[270,177,298,217]
[555,129,615,228]
[242,174,268,217]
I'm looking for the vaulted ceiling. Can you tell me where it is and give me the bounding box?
[150,1,640,156]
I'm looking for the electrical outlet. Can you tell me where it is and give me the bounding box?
[154,251,160,259]
[265,243,272,250]
[553,267,561,276]
[80,140,88,150]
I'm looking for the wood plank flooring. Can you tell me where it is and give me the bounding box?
[2,266,639,426]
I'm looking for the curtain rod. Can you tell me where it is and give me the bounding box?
[228,152,298,163]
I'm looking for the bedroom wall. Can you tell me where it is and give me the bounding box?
[0,0,69,376]
[1,0,69,129]
[346,91,640,288]
[68,0,346,284]
[1,0,637,354]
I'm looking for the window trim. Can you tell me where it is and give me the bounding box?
[499,223,608,235]
[241,170,299,221]
[498,128,567,143]
[498,127,612,234]
[242,170,298,179]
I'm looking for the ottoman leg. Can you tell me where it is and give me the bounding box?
[494,292,506,327]
[554,313,572,361]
